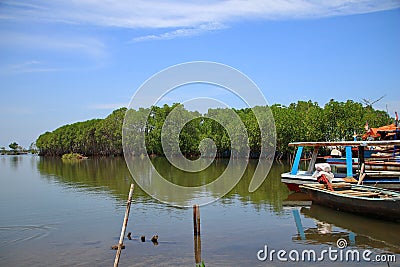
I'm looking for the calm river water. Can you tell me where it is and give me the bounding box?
[0,155,399,266]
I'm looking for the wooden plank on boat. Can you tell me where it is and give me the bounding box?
[289,140,400,147]
[345,192,380,197]
[342,177,358,183]
[303,183,351,188]
[304,184,325,188]
[335,190,359,194]
[365,171,400,177]
[331,183,352,188]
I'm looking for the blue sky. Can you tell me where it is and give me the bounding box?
[0,1,399,148]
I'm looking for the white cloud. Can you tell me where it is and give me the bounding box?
[1,0,399,41]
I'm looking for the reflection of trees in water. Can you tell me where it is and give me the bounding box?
[37,157,290,212]
[125,157,290,212]
[9,155,23,170]
[37,157,149,201]
[149,157,226,187]
[221,160,291,214]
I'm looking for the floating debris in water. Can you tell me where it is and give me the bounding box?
[151,235,158,242]
[151,235,158,245]
[111,244,125,250]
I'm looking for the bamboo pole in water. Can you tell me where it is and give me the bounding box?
[114,184,135,267]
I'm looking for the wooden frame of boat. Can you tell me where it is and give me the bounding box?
[281,140,400,191]
[299,183,400,221]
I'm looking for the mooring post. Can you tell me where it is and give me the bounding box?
[194,234,202,264]
[193,204,201,264]
[114,183,135,267]
[193,204,200,236]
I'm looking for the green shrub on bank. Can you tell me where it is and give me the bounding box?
[61,153,87,160]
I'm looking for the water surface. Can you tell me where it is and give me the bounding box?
[0,155,399,266]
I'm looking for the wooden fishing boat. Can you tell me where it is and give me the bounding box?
[281,140,400,192]
[327,157,400,172]
[299,183,400,221]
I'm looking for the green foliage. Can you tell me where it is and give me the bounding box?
[36,101,393,158]
[29,142,38,154]
[61,153,87,160]
[95,108,126,156]
[9,142,19,151]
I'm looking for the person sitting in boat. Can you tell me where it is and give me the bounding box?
[312,163,334,191]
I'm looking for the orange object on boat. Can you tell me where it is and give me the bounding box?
[362,123,398,140]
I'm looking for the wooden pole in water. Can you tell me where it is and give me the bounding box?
[193,204,201,264]
[194,234,202,264]
[193,204,200,236]
[114,184,135,267]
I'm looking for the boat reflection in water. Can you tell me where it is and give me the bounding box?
[292,204,400,254]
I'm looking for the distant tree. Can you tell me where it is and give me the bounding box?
[0,147,5,154]
[9,142,19,151]
[29,142,38,154]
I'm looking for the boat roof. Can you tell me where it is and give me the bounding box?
[288,140,400,147]
[362,123,399,140]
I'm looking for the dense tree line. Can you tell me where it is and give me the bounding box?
[36,100,392,157]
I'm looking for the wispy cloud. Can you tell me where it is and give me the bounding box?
[133,22,226,42]
[0,32,106,59]
[0,105,33,115]
[89,103,127,110]
[0,61,106,75]
[1,1,399,41]
[1,61,61,74]
[0,31,108,72]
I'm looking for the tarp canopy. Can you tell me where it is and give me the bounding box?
[362,123,398,140]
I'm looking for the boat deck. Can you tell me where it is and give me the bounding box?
[303,183,400,199]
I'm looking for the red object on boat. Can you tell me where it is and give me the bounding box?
[317,174,334,191]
